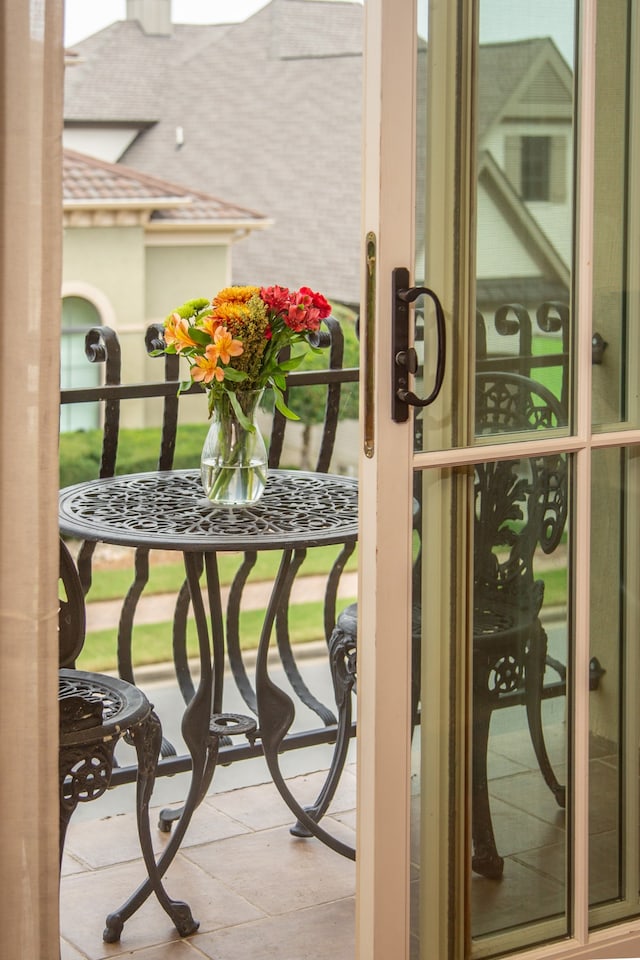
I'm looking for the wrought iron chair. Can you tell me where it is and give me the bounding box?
[325,371,569,877]
[58,538,198,942]
[470,371,567,878]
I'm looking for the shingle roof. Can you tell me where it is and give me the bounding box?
[64,1,363,302]
[121,0,363,302]
[63,2,566,304]
[64,20,231,122]
[63,148,267,225]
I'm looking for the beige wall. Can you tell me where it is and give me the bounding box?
[145,242,230,319]
[63,225,232,428]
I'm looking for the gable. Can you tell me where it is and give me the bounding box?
[476,151,569,285]
[519,61,573,106]
[479,37,573,139]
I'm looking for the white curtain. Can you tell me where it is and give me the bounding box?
[0,0,64,955]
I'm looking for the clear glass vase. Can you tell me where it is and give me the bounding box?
[200,389,268,505]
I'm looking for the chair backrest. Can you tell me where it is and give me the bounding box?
[59,538,86,668]
[473,372,567,613]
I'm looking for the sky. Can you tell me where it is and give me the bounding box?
[64,0,271,45]
[64,0,573,65]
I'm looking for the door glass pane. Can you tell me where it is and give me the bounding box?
[469,447,571,953]
[592,1,640,431]
[414,0,575,455]
[474,1,575,428]
[588,446,640,928]
[412,3,576,957]
[411,449,572,957]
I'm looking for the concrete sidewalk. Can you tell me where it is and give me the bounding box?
[86,570,358,633]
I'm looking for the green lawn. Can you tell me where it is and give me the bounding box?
[540,567,567,607]
[78,596,357,672]
[76,560,566,673]
[531,335,565,404]
[83,544,358,602]
[77,544,358,671]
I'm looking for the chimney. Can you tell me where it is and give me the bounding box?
[126,0,171,36]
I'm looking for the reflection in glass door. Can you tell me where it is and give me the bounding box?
[471,3,575,952]
[379,0,640,955]
[410,1,577,956]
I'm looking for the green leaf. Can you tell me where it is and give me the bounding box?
[221,367,248,383]
[188,327,213,347]
[227,390,256,431]
[277,354,306,372]
[271,383,300,420]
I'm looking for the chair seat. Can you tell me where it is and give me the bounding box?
[472,599,539,642]
[59,668,151,748]
[335,602,358,636]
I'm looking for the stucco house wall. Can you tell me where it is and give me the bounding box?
[61,148,268,430]
[62,227,232,428]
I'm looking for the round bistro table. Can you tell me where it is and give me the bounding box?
[59,468,359,931]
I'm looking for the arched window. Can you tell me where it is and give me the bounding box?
[60,296,101,432]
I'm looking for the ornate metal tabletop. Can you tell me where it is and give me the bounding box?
[59,469,358,552]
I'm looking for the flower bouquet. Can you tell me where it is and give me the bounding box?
[162,284,331,505]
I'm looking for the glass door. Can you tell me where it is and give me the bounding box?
[358,1,640,958]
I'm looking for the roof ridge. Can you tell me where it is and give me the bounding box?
[479,36,550,50]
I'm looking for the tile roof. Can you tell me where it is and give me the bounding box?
[63,149,267,224]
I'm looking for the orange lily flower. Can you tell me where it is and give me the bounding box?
[213,325,243,364]
[164,312,198,351]
[199,314,221,339]
[191,345,225,383]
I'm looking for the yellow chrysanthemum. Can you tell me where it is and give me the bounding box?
[212,285,259,306]
[209,302,251,326]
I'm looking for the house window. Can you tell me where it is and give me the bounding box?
[60,296,101,432]
[505,134,567,203]
[521,136,551,200]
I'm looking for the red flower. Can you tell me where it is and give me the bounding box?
[298,286,331,319]
[260,285,291,314]
[285,291,322,333]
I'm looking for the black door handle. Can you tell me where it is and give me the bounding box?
[392,267,446,423]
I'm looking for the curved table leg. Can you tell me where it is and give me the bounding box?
[226,551,259,713]
[104,552,220,935]
[256,551,356,860]
[290,602,357,841]
[276,548,337,726]
[117,546,150,685]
